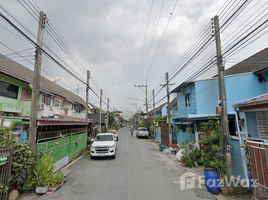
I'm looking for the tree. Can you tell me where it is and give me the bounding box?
[108,112,115,129]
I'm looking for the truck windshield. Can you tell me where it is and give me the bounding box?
[95,135,113,141]
[139,128,147,131]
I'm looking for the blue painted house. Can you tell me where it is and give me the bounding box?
[171,47,268,179]
[148,102,168,118]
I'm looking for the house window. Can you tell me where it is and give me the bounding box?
[41,94,51,105]
[256,111,268,138]
[53,99,63,108]
[185,93,190,107]
[0,81,19,99]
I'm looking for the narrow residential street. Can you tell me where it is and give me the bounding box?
[38,126,216,200]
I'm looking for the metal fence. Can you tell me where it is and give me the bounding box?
[0,147,13,200]
[247,139,268,199]
[35,131,87,171]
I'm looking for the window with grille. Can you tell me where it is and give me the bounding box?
[256,111,268,138]
[41,94,51,105]
[53,99,63,108]
[0,81,19,99]
[185,93,190,107]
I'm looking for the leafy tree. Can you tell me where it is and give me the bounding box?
[108,112,115,129]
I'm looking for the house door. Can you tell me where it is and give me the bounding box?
[160,124,169,146]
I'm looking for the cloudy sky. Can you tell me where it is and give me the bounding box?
[0,0,267,119]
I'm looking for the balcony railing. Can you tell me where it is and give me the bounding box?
[172,101,197,118]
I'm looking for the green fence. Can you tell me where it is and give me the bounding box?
[35,131,87,164]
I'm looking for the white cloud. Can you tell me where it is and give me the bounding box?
[0,0,267,117]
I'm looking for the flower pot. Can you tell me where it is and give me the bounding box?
[46,189,54,195]
[221,186,229,195]
[20,189,29,194]
[204,168,220,194]
[29,188,35,193]
[228,185,234,193]
[9,189,19,200]
[36,185,49,194]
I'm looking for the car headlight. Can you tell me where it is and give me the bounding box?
[91,146,95,150]
[109,145,114,148]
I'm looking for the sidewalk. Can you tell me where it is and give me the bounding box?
[150,140,252,200]
[16,154,83,200]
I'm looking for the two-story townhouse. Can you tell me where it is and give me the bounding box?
[148,102,168,118]
[0,53,95,140]
[171,47,268,181]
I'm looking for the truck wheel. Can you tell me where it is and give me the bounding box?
[112,154,116,159]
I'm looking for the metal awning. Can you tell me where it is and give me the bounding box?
[174,121,193,125]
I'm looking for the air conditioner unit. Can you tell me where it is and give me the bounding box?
[38,103,45,110]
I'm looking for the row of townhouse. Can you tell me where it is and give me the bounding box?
[0,53,103,170]
[170,47,268,191]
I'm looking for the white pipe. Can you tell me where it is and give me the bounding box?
[235,110,250,190]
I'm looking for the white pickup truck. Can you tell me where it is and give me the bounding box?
[90,133,116,159]
[136,127,149,139]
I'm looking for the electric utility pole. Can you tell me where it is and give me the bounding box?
[153,89,156,139]
[134,83,149,129]
[85,70,90,138]
[107,98,109,130]
[29,11,46,151]
[214,15,231,175]
[160,72,175,146]
[85,70,90,122]
[99,89,102,131]
[214,15,229,147]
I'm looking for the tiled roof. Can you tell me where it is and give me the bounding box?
[0,54,86,106]
[223,47,268,76]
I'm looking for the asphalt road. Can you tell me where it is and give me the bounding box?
[39,126,216,200]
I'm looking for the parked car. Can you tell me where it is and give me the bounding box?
[108,129,118,141]
[90,133,117,159]
[136,127,149,139]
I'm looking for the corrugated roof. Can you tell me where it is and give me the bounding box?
[0,54,86,106]
[232,93,268,108]
[148,102,167,115]
[222,47,268,76]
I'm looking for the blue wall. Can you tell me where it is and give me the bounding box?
[230,138,246,179]
[225,73,267,114]
[176,129,195,147]
[156,127,161,143]
[195,79,219,115]
[161,103,168,116]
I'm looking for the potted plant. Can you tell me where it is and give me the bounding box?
[8,138,35,198]
[199,117,230,194]
[49,171,65,192]
[33,153,55,194]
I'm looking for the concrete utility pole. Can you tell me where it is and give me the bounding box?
[85,70,89,137]
[85,70,90,122]
[107,98,109,130]
[160,72,175,146]
[134,82,148,128]
[214,15,231,175]
[214,15,229,146]
[29,11,46,151]
[99,89,102,131]
[153,89,156,139]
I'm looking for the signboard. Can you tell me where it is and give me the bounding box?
[0,103,22,113]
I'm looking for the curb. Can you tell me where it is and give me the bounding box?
[151,142,230,200]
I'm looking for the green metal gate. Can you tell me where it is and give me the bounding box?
[35,132,87,167]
